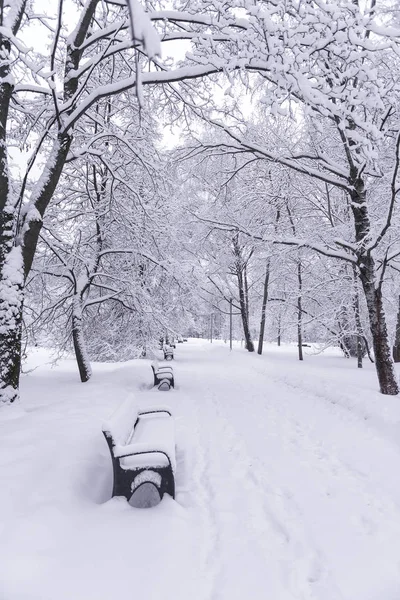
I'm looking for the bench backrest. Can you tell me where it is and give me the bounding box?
[102,396,138,447]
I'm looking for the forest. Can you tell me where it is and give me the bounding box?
[2,3,400,599]
[1,0,400,400]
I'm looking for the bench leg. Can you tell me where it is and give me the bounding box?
[160,467,175,499]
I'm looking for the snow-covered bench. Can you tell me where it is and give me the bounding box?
[102,398,175,502]
[151,364,174,390]
[163,345,174,361]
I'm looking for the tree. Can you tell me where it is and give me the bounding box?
[3,0,400,401]
[177,0,400,393]
[0,0,247,402]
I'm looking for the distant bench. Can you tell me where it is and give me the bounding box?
[102,398,175,502]
[151,364,174,390]
[163,345,174,361]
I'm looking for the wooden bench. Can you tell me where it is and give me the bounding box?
[163,345,174,361]
[151,364,174,390]
[102,398,175,502]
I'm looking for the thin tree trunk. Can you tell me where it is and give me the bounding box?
[359,267,397,393]
[257,260,270,355]
[72,295,92,383]
[297,259,303,361]
[232,233,254,352]
[244,265,250,321]
[363,336,374,363]
[352,264,363,369]
[277,313,281,346]
[350,178,399,394]
[286,203,304,361]
[229,298,233,350]
[392,295,400,363]
[237,267,254,352]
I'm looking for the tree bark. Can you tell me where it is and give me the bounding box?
[257,260,270,355]
[352,264,364,369]
[297,259,303,361]
[244,265,250,321]
[359,265,398,393]
[233,234,254,352]
[0,23,24,402]
[393,295,400,363]
[237,267,254,352]
[72,295,92,383]
[277,313,281,346]
[0,244,24,403]
[350,178,399,394]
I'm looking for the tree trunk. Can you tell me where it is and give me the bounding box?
[277,313,281,346]
[352,264,364,369]
[257,260,270,355]
[0,24,24,402]
[233,233,254,352]
[0,243,24,403]
[237,268,254,352]
[359,257,398,394]
[297,259,303,361]
[392,295,400,363]
[350,178,399,394]
[244,265,250,321]
[72,295,92,383]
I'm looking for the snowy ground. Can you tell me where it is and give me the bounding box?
[1,340,400,600]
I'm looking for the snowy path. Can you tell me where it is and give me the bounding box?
[1,341,400,599]
[175,342,400,600]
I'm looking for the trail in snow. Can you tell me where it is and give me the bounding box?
[174,341,400,600]
[0,341,399,600]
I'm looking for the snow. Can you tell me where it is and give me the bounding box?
[0,246,24,360]
[102,394,139,445]
[127,0,161,59]
[131,468,162,489]
[120,451,169,469]
[115,411,176,472]
[1,341,400,599]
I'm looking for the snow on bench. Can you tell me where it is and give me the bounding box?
[102,397,175,502]
[151,363,174,390]
[163,345,174,361]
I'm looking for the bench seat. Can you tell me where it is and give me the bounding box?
[156,372,173,380]
[120,451,170,470]
[116,412,176,472]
